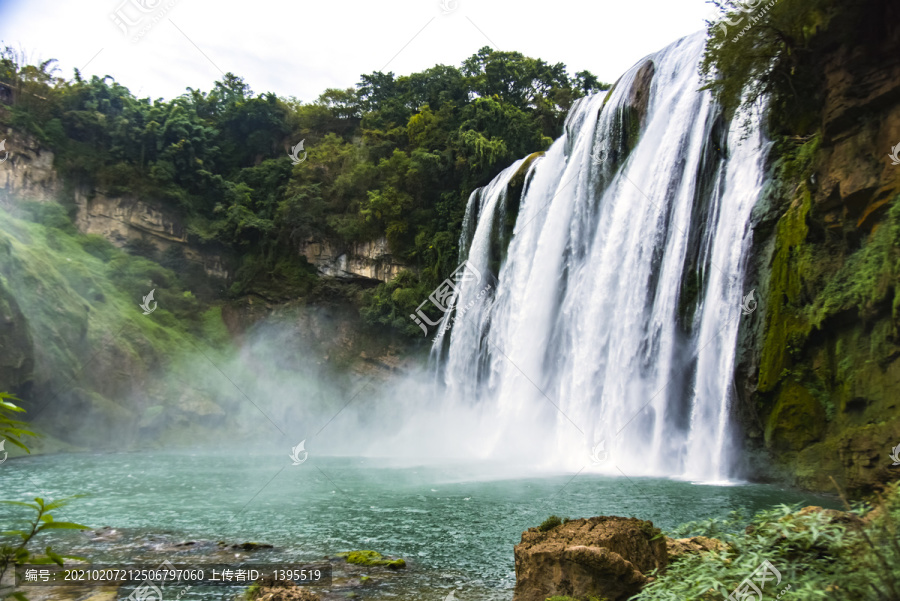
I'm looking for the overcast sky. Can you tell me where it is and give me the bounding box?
[0,0,714,102]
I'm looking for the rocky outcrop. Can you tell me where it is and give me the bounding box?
[513,516,667,601]
[665,535,726,561]
[598,59,655,173]
[0,129,61,206]
[297,237,405,283]
[73,193,230,280]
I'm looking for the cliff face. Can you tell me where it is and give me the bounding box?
[74,194,231,280]
[738,16,900,493]
[297,237,407,283]
[0,129,59,205]
[0,129,231,281]
[0,130,404,285]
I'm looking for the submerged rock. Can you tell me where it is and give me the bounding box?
[513,516,667,601]
[246,575,320,601]
[230,542,274,551]
[336,550,406,569]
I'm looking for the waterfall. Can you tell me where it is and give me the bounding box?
[432,32,768,482]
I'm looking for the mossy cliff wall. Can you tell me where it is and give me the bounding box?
[737,17,900,493]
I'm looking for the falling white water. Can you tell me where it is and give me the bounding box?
[433,32,769,482]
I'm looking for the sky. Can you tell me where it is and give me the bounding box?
[0,0,714,102]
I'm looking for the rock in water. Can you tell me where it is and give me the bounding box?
[513,516,667,601]
[248,576,320,601]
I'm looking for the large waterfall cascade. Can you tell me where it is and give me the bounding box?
[433,32,769,483]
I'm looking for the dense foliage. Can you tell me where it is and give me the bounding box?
[701,0,889,135]
[0,45,607,335]
[633,481,900,600]
[0,399,87,601]
[0,393,35,454]
[0,496,88,601]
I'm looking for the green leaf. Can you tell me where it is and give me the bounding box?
[46,546,64,566]
[3,437,33,452]
[0,501,40,509]
[0,396,25,411]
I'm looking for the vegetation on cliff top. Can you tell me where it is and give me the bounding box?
[0,44,608,336]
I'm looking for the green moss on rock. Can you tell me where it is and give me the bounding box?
[764,380,827,452]
[337,550,406,569]
[759,190,814,393]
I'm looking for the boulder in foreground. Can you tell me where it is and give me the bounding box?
[513,516,667,601]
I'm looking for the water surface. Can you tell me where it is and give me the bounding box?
[2,452,839,600]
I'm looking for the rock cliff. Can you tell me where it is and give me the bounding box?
[0,129,230,281]
[737,9,900,493]
[296,237,406,283]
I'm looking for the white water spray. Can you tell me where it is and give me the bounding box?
[432,32,768,481]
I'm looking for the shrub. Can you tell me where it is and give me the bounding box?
[538,515,565,532]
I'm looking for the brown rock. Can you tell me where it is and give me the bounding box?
[513,516,667,601]
[249,576,320,601]
[627,60,656,128]
[791,505,861,526]
[665,536,726,561]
